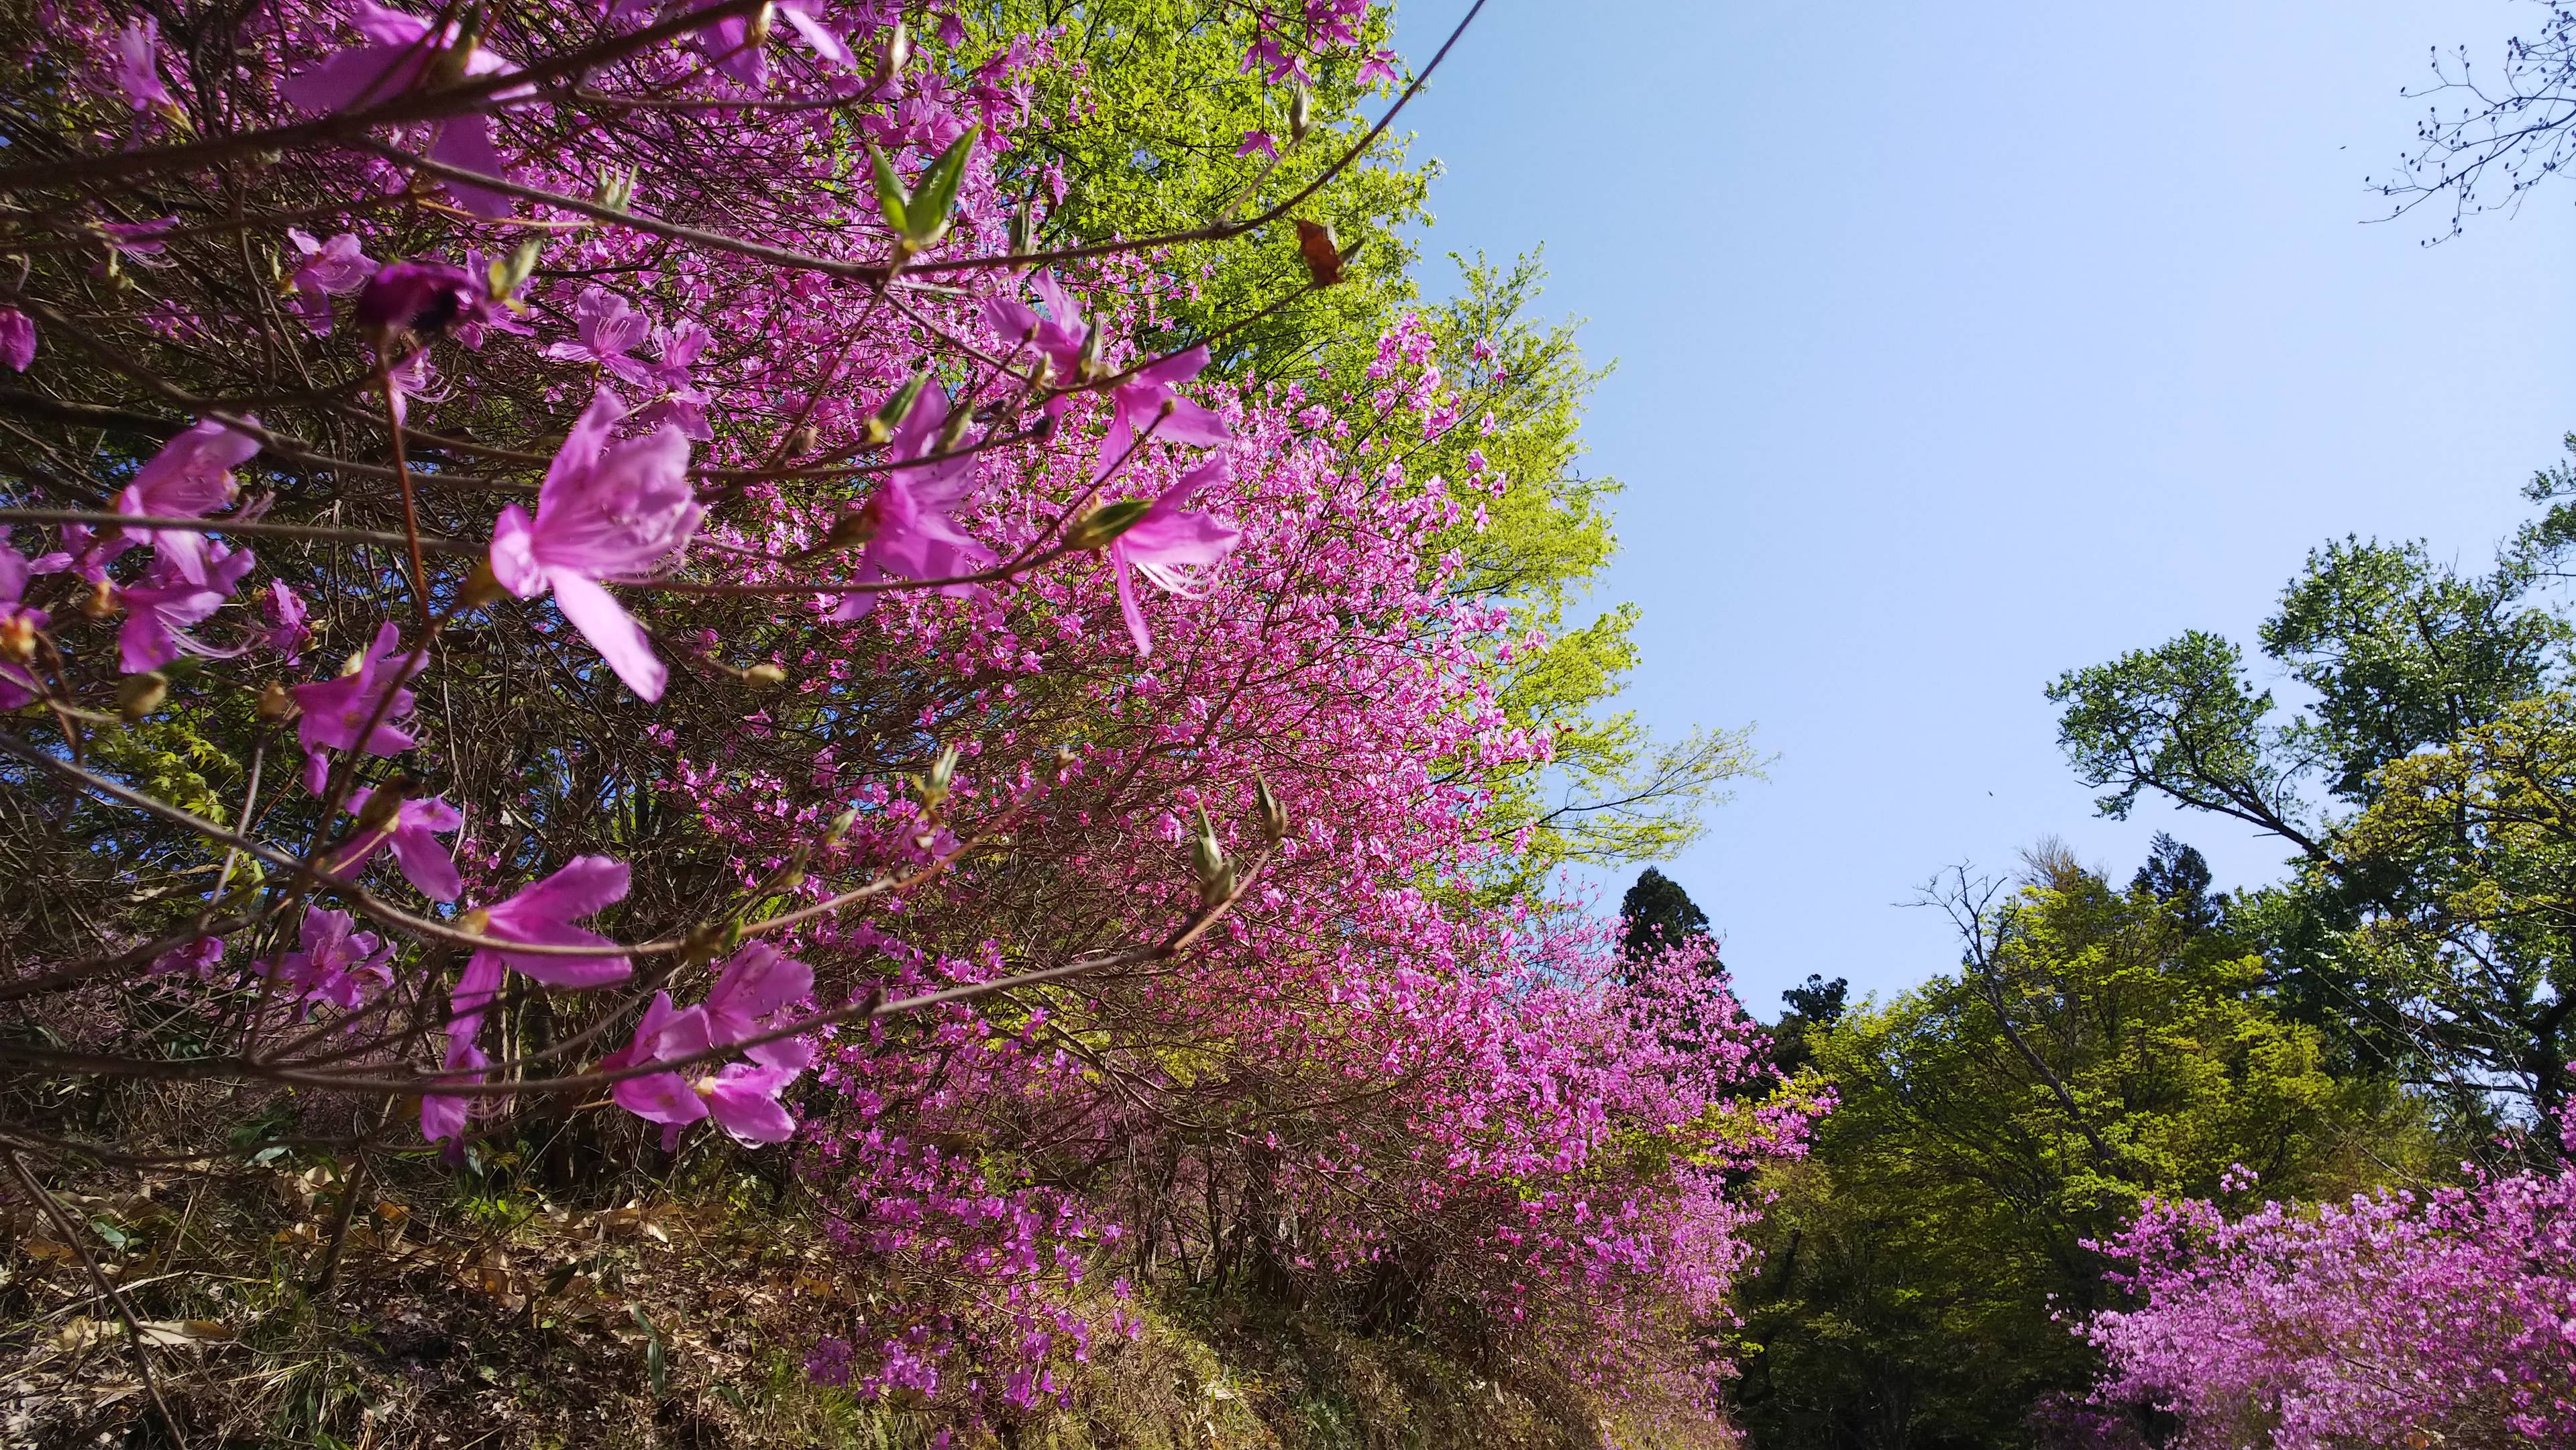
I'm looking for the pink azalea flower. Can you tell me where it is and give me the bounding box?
[451,247,533,350]
[1357,49,1401,88]
[488,387,700,700]
[460,854,631,989]
[1235,130,1278,160]
[0,307,34,372]
[607,993,802,1146]
[323,786,465,901]
[1108,456,1242,656]
[109,18,176,110]
[99,219,176,266]
[285,229,377,335]
[150,935,223,978]
[290,619,422,758]
[539,286,657,386]
[420,1033,488,1144]
[827,382,996,623]
[689,0,855,88]
[261,580,311,662]
[0,539,50,709]
[354,259,482,351]
[605,990,713,1130]
[635,321,714,440]
[280,2,527,219]
[649,321,712,389]
[119,542,256,672]
[117,416,260,586]
[1098,345,1230,470]
[262,907,394,1012]
[981,272,1089,401]
[704,941,815,1069]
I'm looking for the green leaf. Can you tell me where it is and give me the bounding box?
[902,126,981,244]
[865,144,910,236]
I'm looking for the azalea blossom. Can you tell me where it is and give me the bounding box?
[1235,130,1279,160]
[117,416,260,586]
[118,543,256,672]
[261,580,311,662]
[0,307,33,372]
[262,907,394,1013]
[488,386,700,699]
[459,854,631,989]
[703,941,816,1069]
[607,992,803,1147]
[290,619,422,759]
[323,785,465,900]
[636,321,715,439]
[354,259,482,354]
[826,383,994,623]
[0,539,50,709]
[149,936,223,979]
[1108,456,1242,656]
[420,1034,488,1145]
[981,272,1089,399]
[679,0,855,88]
[109,19,176,110]
[1098,345,1230,471]
[539,286,656,385]
[285,229,377,335]
[280,1,526,219]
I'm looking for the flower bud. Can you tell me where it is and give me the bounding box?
[871,20,910,91]
[783,423,818,458]
[812,505,882,555]
[1063,498,1152,552]
[745,2,775,52]
[422,6,483,89]
[912,744,958,817]
[775,843,810,891]
[258,681,299,722]
[354,776,412,833]
[592,164,639,213]
[1188,806,1233,907]
[680,918,742,969]
[0,613,36,666]
[1289,83,1313,142]
[862,372,930,447]
[936,403,973,455]
[79,580,118,620]
[823,806,858,847]
[1254,772,1288,844]
[1294,219,1346,288]
[743,662,787,690]
[459,558,506,611]
[485,238,541,306]
[117,670,168,721]
[1076,325,1106,383]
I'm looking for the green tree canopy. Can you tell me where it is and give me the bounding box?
[1731,847,2425,1449]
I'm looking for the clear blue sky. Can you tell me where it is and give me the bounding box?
[1392,1,2576,1015]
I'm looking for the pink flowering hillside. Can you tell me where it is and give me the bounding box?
[0,0,1797,1445]
[2082,1159,2576,1448]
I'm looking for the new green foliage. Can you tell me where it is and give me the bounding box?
[1733,847,2428,1449]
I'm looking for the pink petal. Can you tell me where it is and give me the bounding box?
[549,570,667,700]
[487,503,543,597]
[426,113,517,219]
[1112,549,1152,656]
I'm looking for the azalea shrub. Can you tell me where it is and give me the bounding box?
[0,0,1807,1439]
[2082,1158,2576,1447]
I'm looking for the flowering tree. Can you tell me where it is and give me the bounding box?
[2084,1158,2576,1447]
[0,0,1805,1440]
